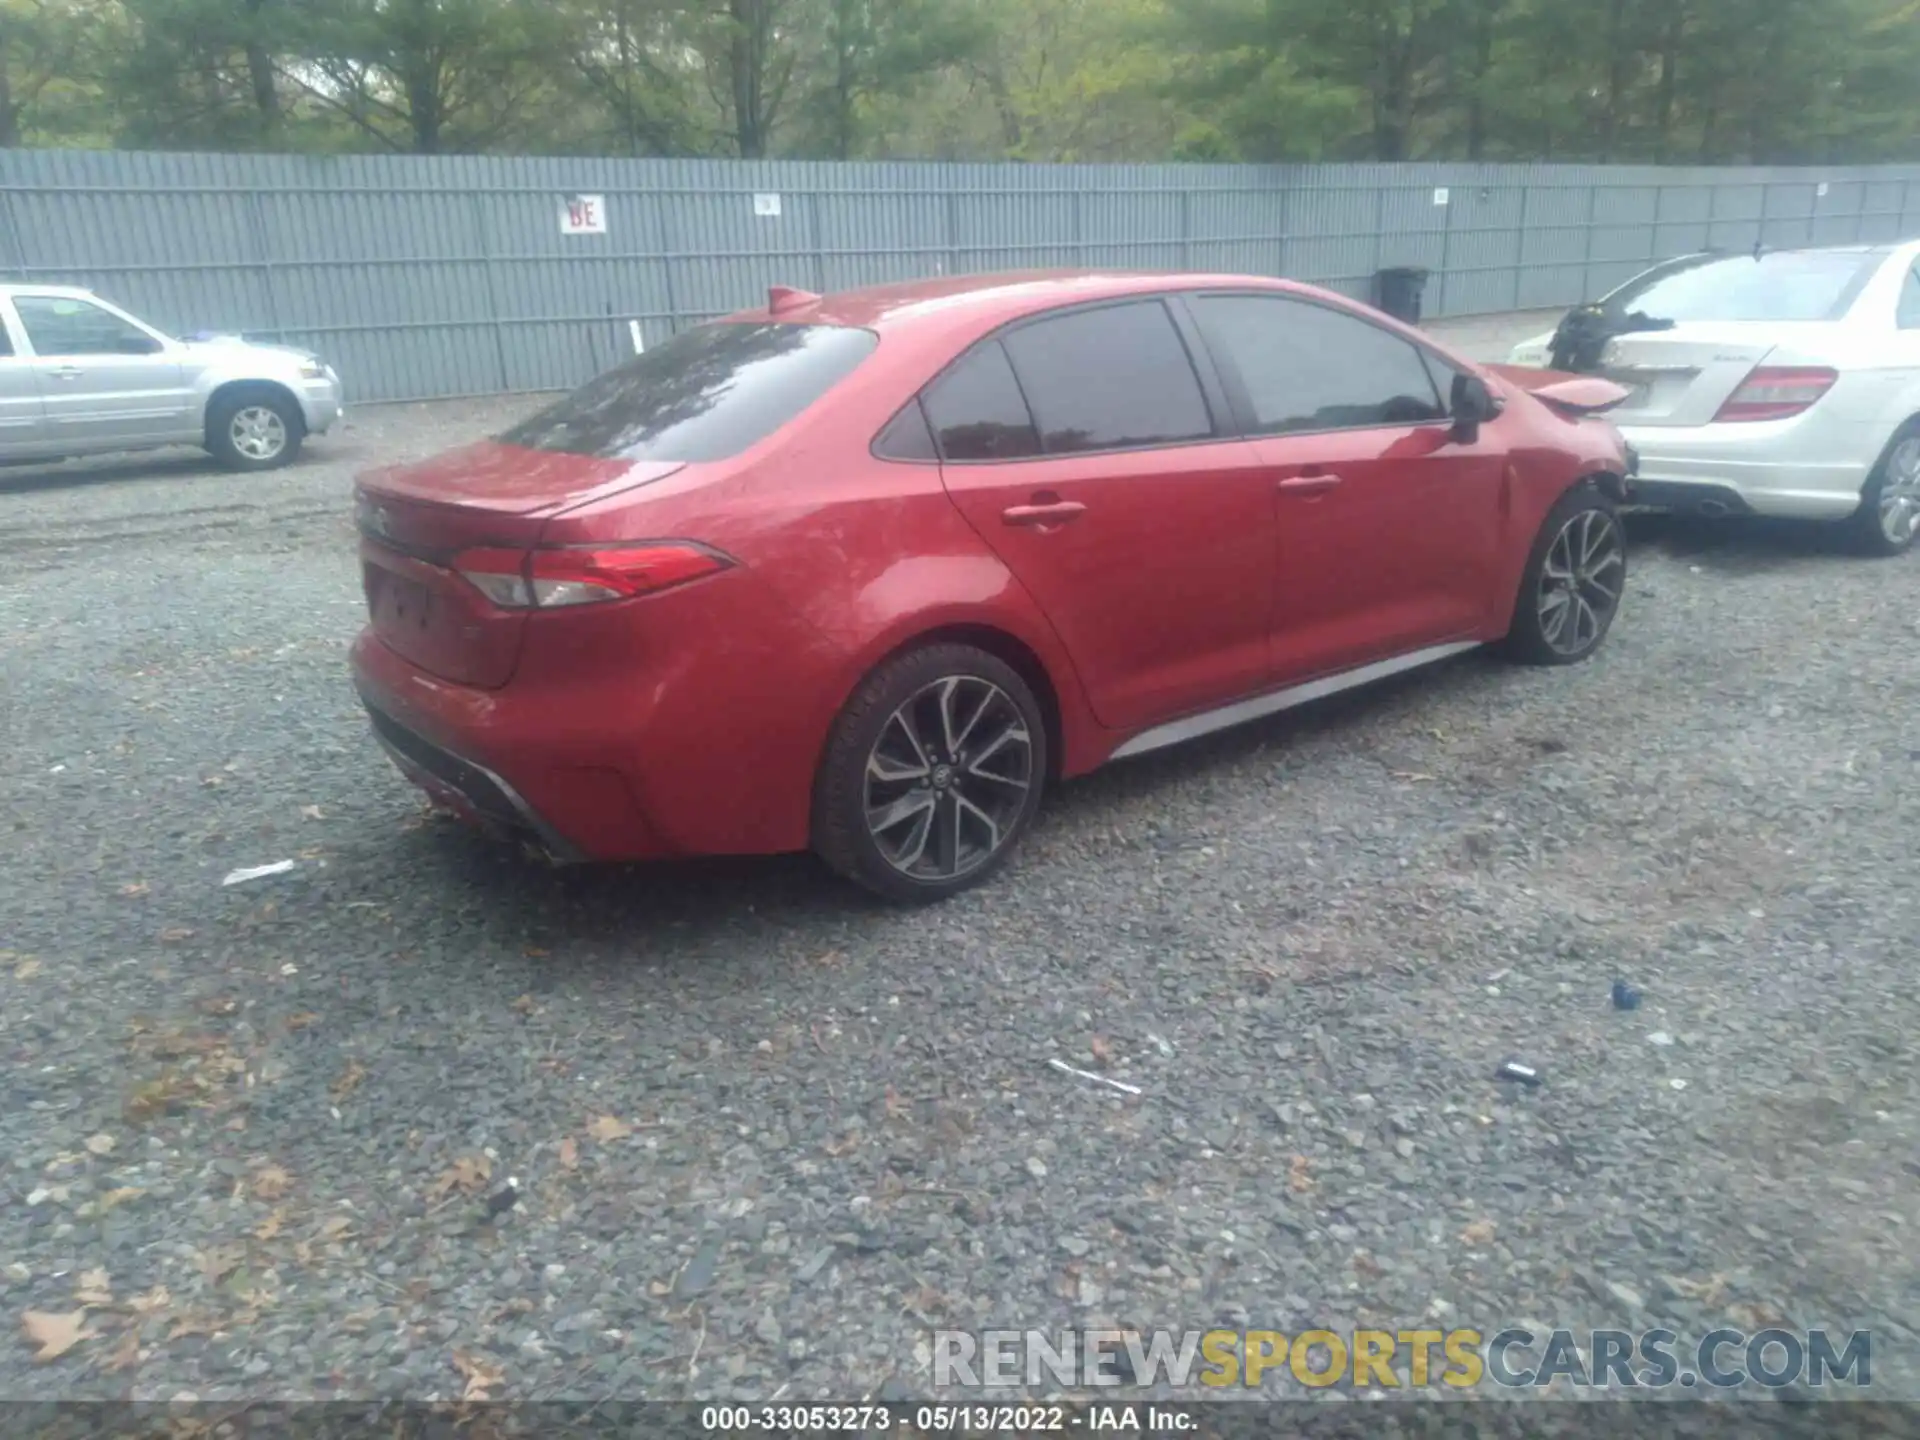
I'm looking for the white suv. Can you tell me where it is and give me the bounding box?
[0,284,343,471]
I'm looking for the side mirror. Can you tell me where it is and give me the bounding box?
[1449,372,1499,443]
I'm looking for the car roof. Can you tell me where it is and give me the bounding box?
[727,268,1311,335]
[0,283,98,299]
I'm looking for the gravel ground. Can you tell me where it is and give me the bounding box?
[3,310,1918,1407]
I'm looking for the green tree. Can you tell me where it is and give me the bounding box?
[0,0,107,146]
[290,0,561,153]
[791,0,992,159]
[551,0,709,155]
[109,0,295,149]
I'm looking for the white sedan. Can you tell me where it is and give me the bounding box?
[1507,240,1920,555]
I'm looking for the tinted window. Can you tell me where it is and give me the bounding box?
[14,296,156,357]
[1899,266,1920,330]
[501,321,876,463]
[1002,301,1213,454]
[1192,295,1446,434]
[922,341,1041,461]
[1604,250,1882,323]
[874,397,938,461]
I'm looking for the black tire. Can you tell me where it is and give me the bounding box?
[206,386,305,472]
[1842,420,1920,558]
[813,643,1048,904]
[1500,481,1627,666]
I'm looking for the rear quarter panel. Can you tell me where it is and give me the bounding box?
[540,397,1105,853]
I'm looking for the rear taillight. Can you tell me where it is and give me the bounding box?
[1713,366,1837,423]
[453,542,731,609]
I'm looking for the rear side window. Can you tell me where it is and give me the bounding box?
[1191,294,1446,434]
[501,321,876,463]
[874,397,939,461]
[922,341,1041,461]
[1001,300,1214,454]
[1899,265,1920,330]
[1604,250,1882,323]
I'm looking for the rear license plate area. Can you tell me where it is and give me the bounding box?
[375,571,435,632]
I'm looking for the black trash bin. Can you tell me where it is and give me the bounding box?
[1371,266,1430,324]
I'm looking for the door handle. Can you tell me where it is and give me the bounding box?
[48,365,83,381]
[1002,500,1087,527]
[1277,474,1343,495]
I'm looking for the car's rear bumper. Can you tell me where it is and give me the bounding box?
[360,698,588,863]
[1617,414,1873,521]
[350,629,670,863]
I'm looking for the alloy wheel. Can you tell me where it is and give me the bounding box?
[863,675,1033,883]
[1878,438,1920,547]
[231,405,288,461]
[1538,508,1624,656]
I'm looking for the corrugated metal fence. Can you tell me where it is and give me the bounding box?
[1,150,1917,404]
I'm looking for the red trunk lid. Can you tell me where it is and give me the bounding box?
[354,441,684,688]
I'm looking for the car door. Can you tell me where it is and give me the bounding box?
[12,294,194,450]
[1186,292,1509,683]
[928,297,1278,733]
[0,300,47,458]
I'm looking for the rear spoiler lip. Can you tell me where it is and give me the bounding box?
[1484,364,1632,417]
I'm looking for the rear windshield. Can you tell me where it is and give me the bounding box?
[1604,251,1882,323]
[500,321,877,463]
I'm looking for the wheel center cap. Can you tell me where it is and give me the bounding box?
[931,764,954,790]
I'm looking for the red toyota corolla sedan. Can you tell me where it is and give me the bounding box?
[349,270,1633,902]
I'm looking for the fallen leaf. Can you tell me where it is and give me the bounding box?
[1288,1154,1315,1194]
[586,1115,631,1143]
[452,1348,505,1401]
[428,1155,492,1200]
[127,1286,171,1315]
[13,958,41,980]
[1352,1251,1387,1281]
[83,1134,116,1156]
[119,882,151,898]
[253,1211,285,1242]
[883,1086,908,1120]
[1459,1218,1497,1247]
[1089,1035,1114,1066]
[196,1247,243,1285]
[511,994,538,1016]
[103,1328,143,1373]
[557,1138,578,1171]
[300,805,325,820]
[317,1215,355,1244]
[252,1164,293,1201]
[159,928,195,944]
[21,1310,93,1362]
[199,996,239,1016]
[1390,771,1436,783]
[284,1012,320,1032]
[329,1059,366,1100]
[167,1313,218,1341]
[523,947,549,958]
[823,1132,861,1157]
[74,1270,112,1305]
[99,1188,144,1211]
